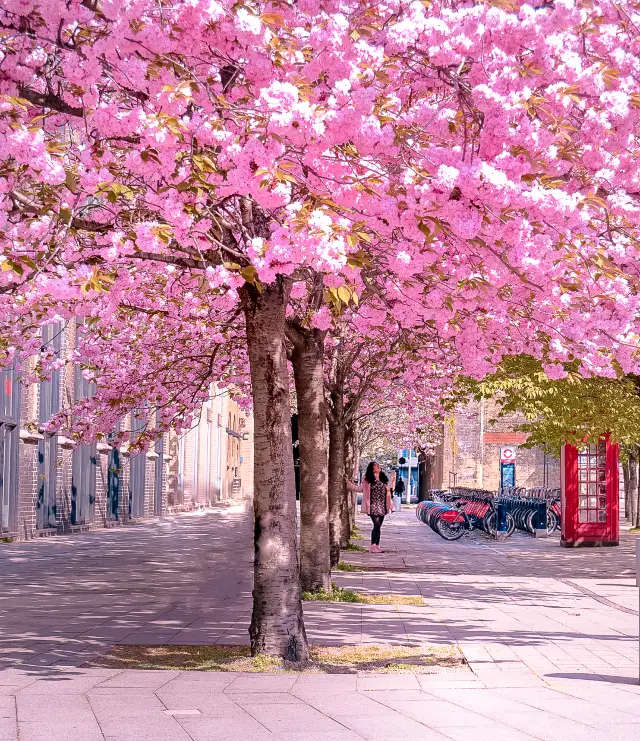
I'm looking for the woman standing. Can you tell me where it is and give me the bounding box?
[346,462,394,553]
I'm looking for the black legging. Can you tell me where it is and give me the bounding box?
[370,515,385,545]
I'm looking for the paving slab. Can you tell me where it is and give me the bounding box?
[0,505,638,740]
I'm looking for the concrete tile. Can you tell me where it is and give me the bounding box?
[225,674,298,693]
[243,703,346,734]
[96,670,180,689]
[357,674,421,691]
[340,713,446,738]
[442,724,538,740]
[175,714,274,741]
[17,721,104,741]
[394,699,499,728]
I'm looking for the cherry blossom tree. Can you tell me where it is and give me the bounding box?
[4,0,640,659]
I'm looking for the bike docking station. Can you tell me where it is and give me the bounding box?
[560,435,619,548]
[496,501,509,541]
[417,486,561,542]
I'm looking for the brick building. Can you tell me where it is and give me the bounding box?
[436,398,561,491]
[0,322,253,541]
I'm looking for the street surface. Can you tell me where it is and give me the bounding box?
[0,505,638,740]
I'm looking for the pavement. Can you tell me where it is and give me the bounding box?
[0,503,638,740]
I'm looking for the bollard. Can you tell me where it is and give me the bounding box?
[496,501,508,541]
[535,500,548,538]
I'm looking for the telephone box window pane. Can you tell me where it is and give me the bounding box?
[579,496,587,508]
[597,469,606,483]
[588,444,597,454]
[588,510,597,522]
[597,457,606,469]
[578,510,588,523]
[579,484,587,495]
[598,495,607,508]
[598,510,607,522]
[587,483,596,495]
[588,496,597,508]
[578,455,588,468]
[597,440,606,455]
[579,470,587,481]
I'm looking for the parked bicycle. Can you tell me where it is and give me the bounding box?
[416,500,469,541]
[449,488,516,538]
[500,486,561,534]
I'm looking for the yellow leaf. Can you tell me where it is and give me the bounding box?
[260,12,285,26]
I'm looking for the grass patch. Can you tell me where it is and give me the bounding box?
[85,643,464,674]
[336,561,362,572]
[344,543,368,552]
[302,584,424,606]
[630,527,640,533]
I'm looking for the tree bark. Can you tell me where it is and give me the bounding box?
[635,446,640,529]
[328,414,345,567]
[417,451,432,502]
[622,458,630,520]
[290,327,331,594]
[344,422,358,538]
[242,280,309,660]
[628,451,638,529]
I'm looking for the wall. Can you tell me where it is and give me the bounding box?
[438,399,561,491]
[167,385,253,509]
[1,321,254,541]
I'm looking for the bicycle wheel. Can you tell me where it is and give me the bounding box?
[483,511,497,536]
[434,517,467,541]
[484,511,515,538]
[525,510,536,534]
[546,509,558,534]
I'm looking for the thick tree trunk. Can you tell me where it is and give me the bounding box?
[328,415,345,567]
[290,330,331,594]
[417,451,433,502]
[243,281,308,661]
[622,458,630,520]
[635,447,640,529]
[628,451,638,528]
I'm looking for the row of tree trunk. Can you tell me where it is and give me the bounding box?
[243,280,363,660]
[621,451,640,529]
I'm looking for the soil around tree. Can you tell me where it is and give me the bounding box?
[85,644,467,674]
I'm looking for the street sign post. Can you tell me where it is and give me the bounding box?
[499,446,517,494]
[500,445,517,463]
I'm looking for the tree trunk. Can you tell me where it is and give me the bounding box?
[635,447,640,529]
[243,281,308,661]
[344,423,358,537]
[328,414,345,567]
[628,451,638,529]
[290,330,331,594]
[622,458,630,520]
[417,451,432,502]
[340,424,356,547]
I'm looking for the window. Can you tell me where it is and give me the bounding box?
[37,324,62,530]
[577,440,607,524]
[71,364,96,525]
[129,411,146,518]
[0,361,20,534]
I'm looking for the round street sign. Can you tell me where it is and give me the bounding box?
[500,445,517,463]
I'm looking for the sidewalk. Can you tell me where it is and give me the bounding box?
[0,504,638,740]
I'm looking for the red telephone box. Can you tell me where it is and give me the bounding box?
[561,437,619,547]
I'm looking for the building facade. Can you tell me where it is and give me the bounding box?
[0,323,253,541]
[437,399,561,491]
